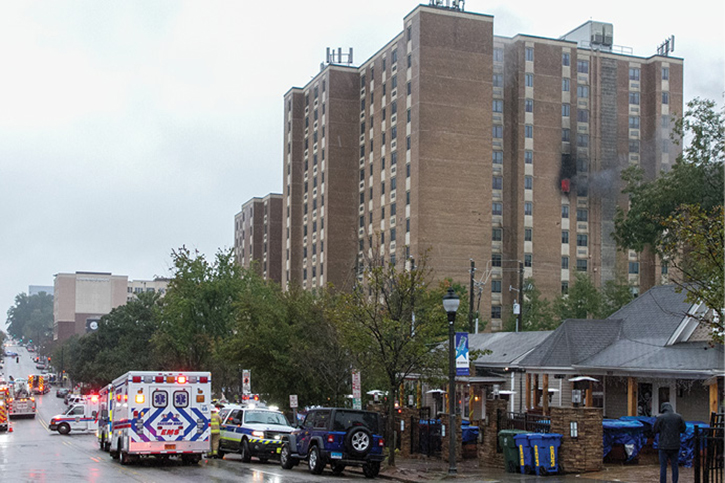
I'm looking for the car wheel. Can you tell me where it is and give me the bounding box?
[99,435,105,450]
[331,462,346,475]
[345,426,372,456]
[363,461,380,478]
[280,444,295,469]
[57,423,70,435]
[240,439,252,463]
[308,445,325,475]
[119,450,129,466]
[182,454,200,465]
[217,448,226,459]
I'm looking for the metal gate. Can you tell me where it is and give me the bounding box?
[410,407,441,457]
[694,413,724,483]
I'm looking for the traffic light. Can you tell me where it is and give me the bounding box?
[47,357,51,363]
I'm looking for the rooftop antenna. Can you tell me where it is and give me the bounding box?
[325,47,354,66]
[656,35,675,56]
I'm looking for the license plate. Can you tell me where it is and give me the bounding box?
[276,447,281,454]
[165,444,176,450]
[331,452,342,459]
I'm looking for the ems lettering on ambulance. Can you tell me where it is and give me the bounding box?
[154,412,184,437]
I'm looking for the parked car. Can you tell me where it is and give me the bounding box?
[56,388,70,398]
[218,404,295,462]
[280,407,385,478]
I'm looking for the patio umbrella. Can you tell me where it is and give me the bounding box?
[568,376,599,382]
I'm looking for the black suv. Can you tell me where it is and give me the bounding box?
[280,408,385,478]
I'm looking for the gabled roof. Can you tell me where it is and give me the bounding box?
[469,331,552,367]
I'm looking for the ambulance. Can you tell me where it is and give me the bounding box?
[49,395,100,434]
[105,371,212,465]
[27,374,47,395]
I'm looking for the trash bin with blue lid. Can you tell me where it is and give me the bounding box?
[513,433,536,474]
[498,429,528,473]
[528,433,562,475]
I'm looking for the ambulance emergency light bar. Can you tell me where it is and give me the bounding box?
[130,374,209,384]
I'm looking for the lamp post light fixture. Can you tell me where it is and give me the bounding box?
[442,287,460,475]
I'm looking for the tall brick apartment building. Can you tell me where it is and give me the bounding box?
[280,3,682,330]
[234,193,284,283]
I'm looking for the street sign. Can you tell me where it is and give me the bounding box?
[289,394,298,409]
[352,370,362,410]
[242,369,250,395]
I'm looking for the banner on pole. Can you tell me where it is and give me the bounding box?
[455,332,470,376]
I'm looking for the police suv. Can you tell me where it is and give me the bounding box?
[218,403,295,462]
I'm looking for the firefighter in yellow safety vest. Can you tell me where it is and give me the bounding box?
[210,407,221,457]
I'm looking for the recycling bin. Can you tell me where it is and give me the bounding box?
[498,429,528,473]
[528,433,562,475]
[513,433,536,474]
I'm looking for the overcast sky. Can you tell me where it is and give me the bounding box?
[1,0,723,323]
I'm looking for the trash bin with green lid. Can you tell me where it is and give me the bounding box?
[498,429,528,473]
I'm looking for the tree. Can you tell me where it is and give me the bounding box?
[503,279,557,331]
[153,246,245,371]
[6,292,54,345]
[555,273,601,320]
[340,254,446,467]
[600,277,635,318]
[614,98,724,341]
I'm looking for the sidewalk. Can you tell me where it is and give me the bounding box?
[369,457,696,482]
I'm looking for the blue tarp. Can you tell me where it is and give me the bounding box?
[653,421,709,467]
[461,423,479,444]
[619,416,657,437]
[603,419,646,461]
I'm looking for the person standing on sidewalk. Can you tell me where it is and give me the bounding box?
[654,402,686,483]
[209,406,222,458]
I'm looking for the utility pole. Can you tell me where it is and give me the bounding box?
[517,261,524,332]
[469,259,475,333]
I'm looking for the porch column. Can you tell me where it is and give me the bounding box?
[627,377,638,416]
[585,381,593,407]
[525,373,531,410]
[542,374,549,415]
[533,374,540,409]
[710,382,719,415]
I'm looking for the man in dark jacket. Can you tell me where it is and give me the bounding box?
[653,402,687,483]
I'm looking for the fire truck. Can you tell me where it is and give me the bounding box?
[8,378,36,418]
[28,374,47,395]
[105,371,212,465]
[0,386,9,431]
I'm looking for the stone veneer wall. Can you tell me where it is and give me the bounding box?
[479,398,507,468]
[550,406,603,473]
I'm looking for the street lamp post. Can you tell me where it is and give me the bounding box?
[442,287,460,475]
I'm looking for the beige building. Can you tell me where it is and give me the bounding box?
[54,272,171,341]
[281,3,682,329]
[234,193,284,283]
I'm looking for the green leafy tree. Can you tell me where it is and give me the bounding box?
[154,246,244,371]
[340,254,446,467]
[6,292,54,346]
[555,273,602,320]
[600,277,635,318]
[503,279,557,331]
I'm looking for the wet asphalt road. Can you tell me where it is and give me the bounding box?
[0,344,374,482]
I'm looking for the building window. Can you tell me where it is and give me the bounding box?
[492,254,502,267]
[562,78,570,92]
[562,103,570,117]
[493,125,503,138]
[562,205,570,218]
[562,52,570,66]
[407,109,411,123]
[577,158,588,173]
[407,82,411,95]
[525,151,533,164]
[390,177,396,191]
[661,263,669,275]
[525,73,534,87]
[577,209,588,222]
[390,203,396,216]
[561,281,569,294]
[406,191,410,205]
[493,151,503,164]
[524,228,532,241]
[493,99,503,113]
[577,60,589,73]
[576,259,588,272]
[629,67,640,81]
[561,256,569,269]
[525,99,534,112]
[577,85,589,98]
[577,134,589,147]
[525,47,534,61]
[662,92,669,104]
[662,67,669,80]
[562,230,569,244]
[629,92,640,105]
[493,74,503,87]
[391,126,397,139]
[629,140,640,153]
[491,280,502,293]
[525,125,533,138]
[577,109,589,122]
[391,151,398,165]
[525,176,533,190]
[562,129,570,142]
[406,136,411,150]
[629,261,640,274]
[524,202,533,215]
[491,306,502,319]
[492,202,503,216]
[662,115,670,128]
[524,254,532,267]
[493,48,504,62]
[629,116,640,129]
[492,228,502,241]
[406,218,410,232]
[492,176,503,190]
[577,234,588,247]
